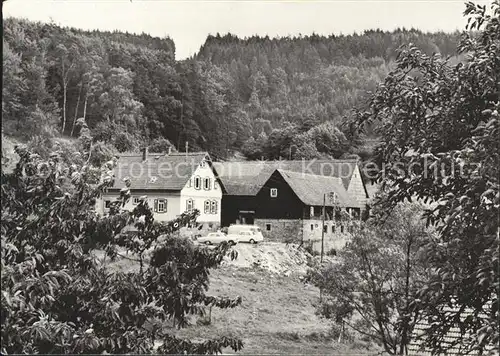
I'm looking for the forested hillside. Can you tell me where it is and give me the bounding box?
[2,17,460,161]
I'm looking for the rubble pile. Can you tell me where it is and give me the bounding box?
[223,242,314,276]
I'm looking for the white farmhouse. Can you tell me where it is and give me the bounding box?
[97,148,223,227]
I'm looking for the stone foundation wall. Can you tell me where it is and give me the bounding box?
[254,219,303,242]
[254,218,356,251]
[302,219,354,253]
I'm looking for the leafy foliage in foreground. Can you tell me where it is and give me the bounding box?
[308,203,432,355]
[357,1,499,354]
[0,146,243,354]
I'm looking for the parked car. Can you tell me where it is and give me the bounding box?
[226,228,264,244]
[196,231,237,246]
[227,224,264,241]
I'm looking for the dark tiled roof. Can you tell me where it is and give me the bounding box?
[109,152,209,191]
[213,159,360,196]
[276,169,361,208]
[408,306,496,356]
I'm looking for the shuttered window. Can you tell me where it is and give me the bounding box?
[186,199,194,212]
[203,178,211,190]
[210,200,218,214]
[157,199,167,213]
[194,176,201,190]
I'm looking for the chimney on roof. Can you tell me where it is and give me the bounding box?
[142,147,148,161]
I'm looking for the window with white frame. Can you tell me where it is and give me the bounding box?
[266,223,272,231]
[133,197,141,205]
[270,188,278,197]
[204,200,210,214]
[203,177,211,190]
[194,176,201,190]
[186,199,194,212]
[210,200,218,214]
[105,200,111,208]
[156,199,167,213]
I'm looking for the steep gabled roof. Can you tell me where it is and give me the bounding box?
[213,159,361,196]
[274,169,361,208]
[109,152,210,191]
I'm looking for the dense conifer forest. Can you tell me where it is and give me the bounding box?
[2,17,460,161]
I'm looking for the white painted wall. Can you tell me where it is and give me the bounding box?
[100,192,181,222]
[180,162,222,224]
[97,161,222,225]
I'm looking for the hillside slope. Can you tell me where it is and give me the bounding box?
[3,17,460,160]
[100,242,377,354]
[175,267,380,355]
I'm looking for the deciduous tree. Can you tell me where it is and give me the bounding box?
[1,146,243,354]
[308,203,432,354]
[356,1,499,353]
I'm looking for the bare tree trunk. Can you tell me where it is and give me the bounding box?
[399,238,413,355]
[70,81,83,136]
[61,61,74,134]
[83,92,89,121]
[61,62,67,133]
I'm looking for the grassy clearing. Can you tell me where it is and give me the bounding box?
[95,245,381,355]
[174,266,380,355]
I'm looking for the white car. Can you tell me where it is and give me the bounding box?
[228,230,264,244]
[197,232,237,246]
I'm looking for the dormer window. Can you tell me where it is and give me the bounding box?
[200,160,206,168]
[270,188,278,198]
[194,176,201,190]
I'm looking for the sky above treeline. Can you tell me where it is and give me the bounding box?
[3,0,485,60]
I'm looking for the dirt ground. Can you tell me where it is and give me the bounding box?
[97,241,380,355]
[221,242,313,276]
